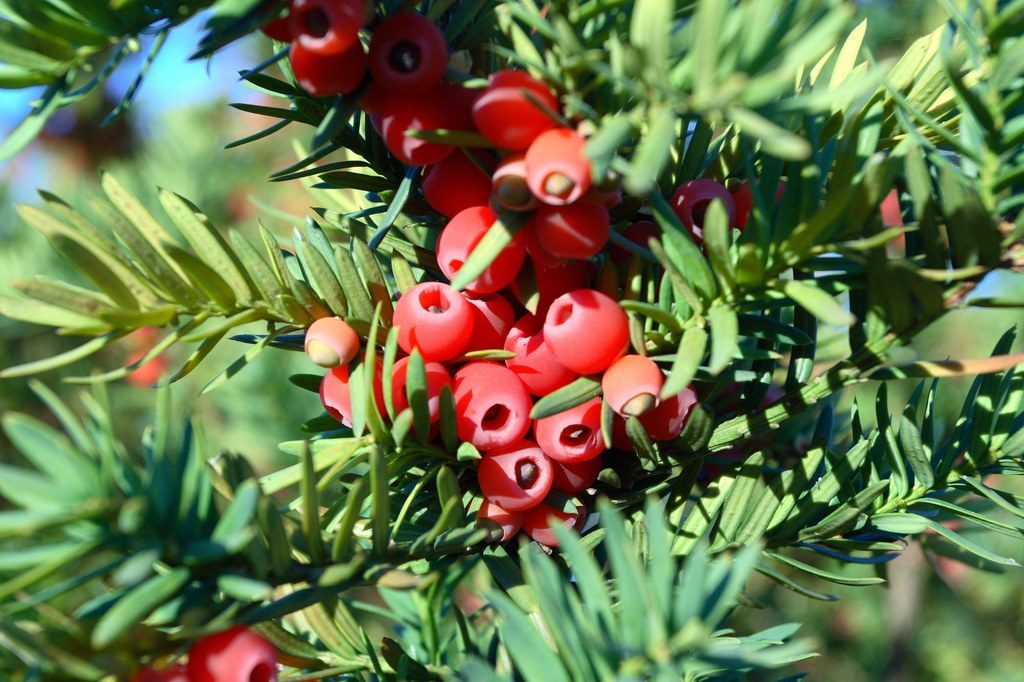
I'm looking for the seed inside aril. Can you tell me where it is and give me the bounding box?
[304,8,330,37]
[482,404,510,431]
[515,460,539,488]
[543,172,575,200]
[496,177,533,207]
[560,425,591,448]
[388,42,421,73]
[622,392,656,416]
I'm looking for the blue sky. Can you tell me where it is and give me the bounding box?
[0,13,260,142]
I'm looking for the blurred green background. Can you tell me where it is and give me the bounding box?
[1,2,1022,680]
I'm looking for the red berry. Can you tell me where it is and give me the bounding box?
[472,70,559,150]
[368,12,448,93]
[510,258,588,316]
[290,39,366,96]
[669,179,736,244]
[132,663,190,682]
[880,188,902,227]
[730,179,785,230]
[529,201,610,261]
[378,86,467,166]
[475,499,524,542]
[639,386,698,441]
[422,149,494,218]
[534,397,604,463]
[390,356,451,424]
[525,128,591,205]
[503,313,577,397]
[259,2,293,42]
[320,359,386,426]
[490,154,540,212]
[602,354,664,417]
[436,205,526,294]
[477,439,554,511]
[551,455,601,493]
[289,0,364,55]
[393,282,474,361]
[543,289,628,375]
[522,496,585,547]
[304,316,360,367]
[462,292,515,354]
[188,626,278,682]
[453,362,532,450]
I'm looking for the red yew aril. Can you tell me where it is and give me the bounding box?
[320,359,386,426]
[521,496,585,547]
[304,316,360,368]
[550,455,601,493]
[490,154,540,212]
[390,356,451,424]
[510,258,588,316]
[422,149,494,217]
[289,39,366,96]
[259,2,292,42]
[477,439,554,511]
[731,179,786,230]
[543,289,629,375]
[378,86,469,166]
[472,70,559,150]
[475,499,525,542]
[639,386,698,441]
[529,201,610,261]
[288,0,364,56]
[436,205,526,294]
[525,128,591,205]
[368,12,448,93]
[670,179,736,244]
[534,397,604,463]
[453,362,532,450]
[462,293,515,354]
[188,626,278,682]
[393,282,474,361]
[503,313,578,396]
[131,664,190,682]
[602,354,664,417]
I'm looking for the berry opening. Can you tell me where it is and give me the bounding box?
[515,460,539,488]
[388,41,421,73]
[447,258,464,274]
[302,7,330,37]
[482,404,510,431]
[250,663,276,682]
[495,176,533,207]
[691,199,712,226]
[418,287,450,314]
[559,425,592,450]
[551,302,573,326]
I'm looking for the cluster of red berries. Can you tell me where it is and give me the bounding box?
[131,627,277,682]
[309,282,697,547]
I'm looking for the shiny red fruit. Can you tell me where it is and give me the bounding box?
[640,386,698,441]
[478,439,554,511]
[609,220,658,263]
[490,153,540,212]
[462,293,516,354]
[522,496,585,547]
[320,359,386,426]
[510,258,588,316]
[188,627,278,682]
[436,205,526,294]
[422,149,494,218]
[378,85,472,166]
[602,354,664,417]
[476,499,525,542]
[529,201,610,261]
[472,70,559,150]
[534,397,604,463]
[525,128,591,205]
[453,362,532,450]
[669,179,736,244]
[289,0,364,55]
[393,281,474,361]
[390,356,451,424]
[368,12,448,93]
[290,39,367,96]
[543,289,628,375]
[551,455,601,493]
[503,313,578,397]
[304,316,360,368]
